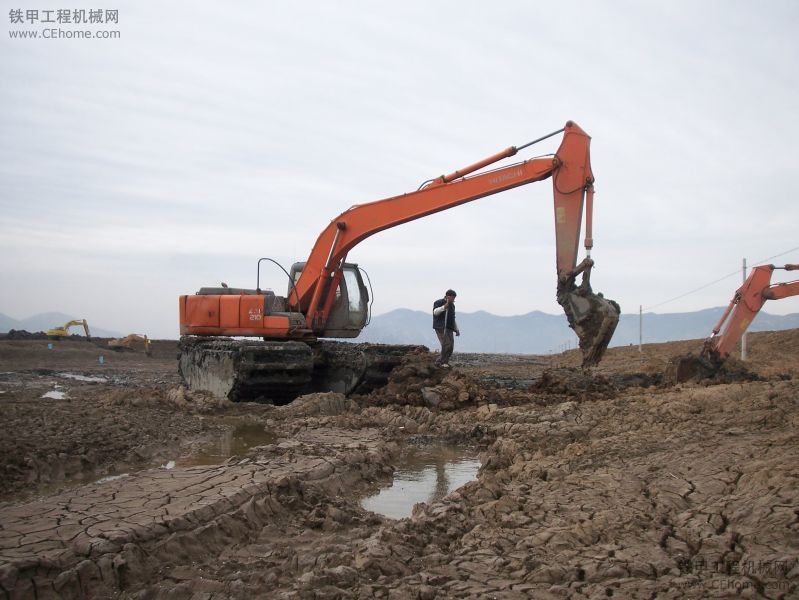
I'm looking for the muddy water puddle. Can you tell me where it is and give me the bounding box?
[4,421,275,503]
[57,372,108,383]
[176,419,276,467]
[361,444,481,519]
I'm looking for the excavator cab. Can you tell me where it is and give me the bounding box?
[289,262,369,337]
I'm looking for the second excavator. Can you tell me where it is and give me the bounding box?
[179,121,620,402]
[108,334,152,356]
[47,319,91,340]
[670,263,799,382]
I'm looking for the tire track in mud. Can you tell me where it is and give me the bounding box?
[0,427,395,599]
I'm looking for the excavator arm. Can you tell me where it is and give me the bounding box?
[295,122,592,317]
[291,121,617,364]
[47,319,91,339]
[702,264,799,360]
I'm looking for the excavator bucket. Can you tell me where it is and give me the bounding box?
[556,273,620,367]
[665,353,720,383]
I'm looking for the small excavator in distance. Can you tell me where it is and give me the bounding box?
[108,334,152,356]
[47,319,91,340]
[670,263,799,382]
[179,121,620,402]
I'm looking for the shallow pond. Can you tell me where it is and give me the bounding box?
[361,444,481,519]
[177,420,276,467]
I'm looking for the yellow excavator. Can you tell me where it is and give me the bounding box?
[108,334,152,356]
[47,319,91,340]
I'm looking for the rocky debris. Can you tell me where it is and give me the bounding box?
[362,353,487,411]
[163,385,234,412]
[530,367,619,400]
[277,391,357,419]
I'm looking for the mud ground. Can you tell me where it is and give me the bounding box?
[0,331,797,599]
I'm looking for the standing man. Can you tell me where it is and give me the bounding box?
[432,289,460,367]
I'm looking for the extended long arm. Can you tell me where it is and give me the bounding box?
[703,263,799,360]
[65,319,91,338]
[294,121,595,331]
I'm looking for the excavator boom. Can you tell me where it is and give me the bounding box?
[292,122,595,322]
[704,263,799,360]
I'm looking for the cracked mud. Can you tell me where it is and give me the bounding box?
[0,331,797,599]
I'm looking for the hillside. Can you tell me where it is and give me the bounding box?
[358,307,799,354]
[3,308,798,353]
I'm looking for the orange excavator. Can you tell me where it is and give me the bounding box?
[704,263,799,361]
[671,263,799,381]
[179,121,620,402]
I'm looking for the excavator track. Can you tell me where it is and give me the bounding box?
[312,342,423,396]
[178,338,314,404]
[178,337,423,404]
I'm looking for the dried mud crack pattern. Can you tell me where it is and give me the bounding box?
[0,428,392,599]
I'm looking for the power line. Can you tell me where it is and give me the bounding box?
[643,245,799,312]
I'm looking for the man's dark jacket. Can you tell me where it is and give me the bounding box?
[432,299,456,331]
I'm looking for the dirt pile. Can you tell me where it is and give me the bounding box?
[2,329,49,340]
[361,353,487,411]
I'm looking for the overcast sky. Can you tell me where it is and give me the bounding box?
[1,1,798,339]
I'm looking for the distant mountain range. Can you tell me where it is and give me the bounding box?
[0,312,121,339]
[2,309,797,354]
[356,307,799,354]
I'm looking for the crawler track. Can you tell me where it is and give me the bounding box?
[178,337,423,404]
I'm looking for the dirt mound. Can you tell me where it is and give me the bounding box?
[360,353,487,410]
[531,367,619,400]
[665,352,764,384]
[2,329,47,340]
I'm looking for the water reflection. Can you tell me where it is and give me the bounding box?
[177,421,275,467]
[361,444,480,519]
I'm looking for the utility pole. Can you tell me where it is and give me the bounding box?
[741,258,747,360]
[638,305,642,354]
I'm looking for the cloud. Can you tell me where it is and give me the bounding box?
[1,0,798,338]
